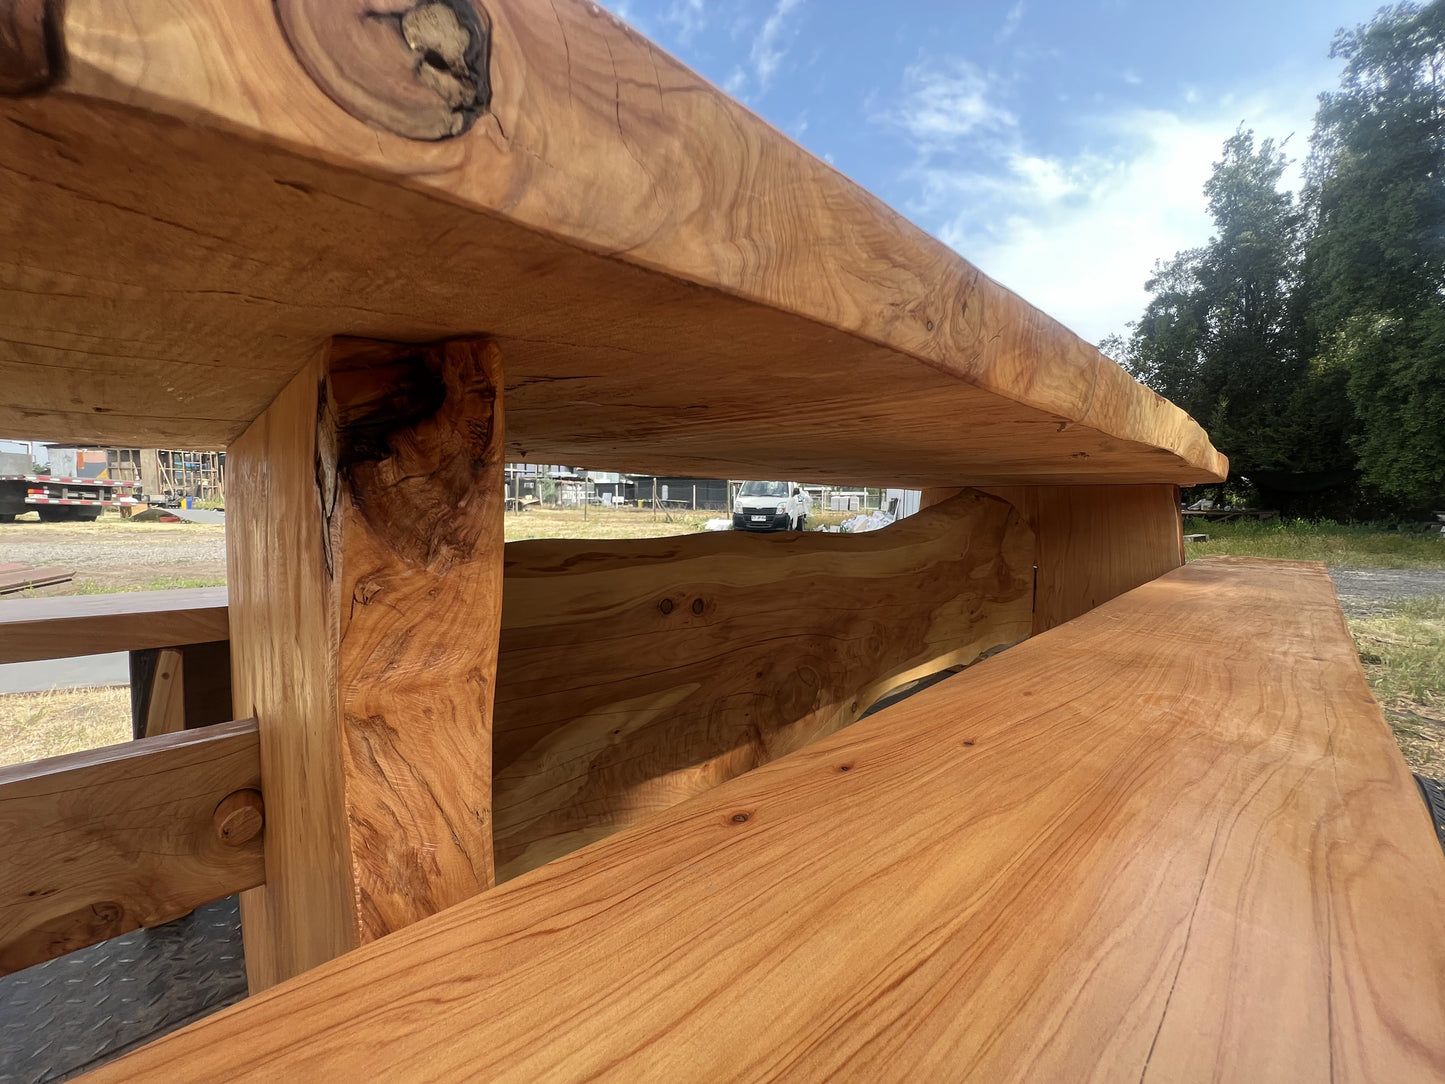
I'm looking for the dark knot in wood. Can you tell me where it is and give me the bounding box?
[329,337,503,573]
[0,0,63,96]
[274,0,492,141]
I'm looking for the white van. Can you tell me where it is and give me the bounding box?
[731,480,809,532]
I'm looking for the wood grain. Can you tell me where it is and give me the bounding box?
[0,586,228,664]
[141,646,185,737]
[0,0,1224,486]
[928,484,1185,632]
[85,559,1445,1081]
[0,718,263,977]
[493,488,1034,880]
[229,336,504,991]
[227,348,353,993]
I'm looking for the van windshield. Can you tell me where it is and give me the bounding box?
[739,480,789,497]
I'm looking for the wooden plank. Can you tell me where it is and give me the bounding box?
[0,1,1225,487]
[0,565,73,594]
[0,586,228,664]
[493,488,1034,881]
[0,718,263,977]
[141,647,185,738]
[85,559,1445,1081]
[128,639,234,739]
[229,335,505,992]
[927,485,1185,632]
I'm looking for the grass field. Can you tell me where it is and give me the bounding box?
[504,507,718,541]
[503,506,860,541]
[1351,595,1445,774]
[0,686,131,768]
[1185,518,1445,568]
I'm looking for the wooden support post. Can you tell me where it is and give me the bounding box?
[227,336,505,991]
[924,484,1184,633]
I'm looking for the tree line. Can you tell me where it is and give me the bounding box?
[1105,2,1445,517]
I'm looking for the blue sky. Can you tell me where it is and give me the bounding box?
[604,0,1384,343]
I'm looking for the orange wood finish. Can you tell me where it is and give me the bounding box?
[227,336,505,991]
[88,560,1445,1082]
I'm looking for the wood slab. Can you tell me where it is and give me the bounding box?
[0,565,73,594]
[926,485,1186,633]
[0,0,1224,486]
[87,559,1445,1081]
[0,586,228,663]
[0,718,263,976]
[494,488,1033,880]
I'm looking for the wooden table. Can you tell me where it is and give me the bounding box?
[1,1,1440,1078]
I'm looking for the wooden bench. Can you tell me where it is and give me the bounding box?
[81,559,1445,1080]
[2,0,1442,1077]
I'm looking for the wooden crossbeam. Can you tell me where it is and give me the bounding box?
[493,488,1035,880]
[84,560,1445,1081]
[0,718,264,977]
[0,587,228,664]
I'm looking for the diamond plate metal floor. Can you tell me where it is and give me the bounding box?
[0,897,246,1083]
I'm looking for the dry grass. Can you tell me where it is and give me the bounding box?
[0,685,131,768]
[1185,519,1445,568]
[505,507,721,541]
[1351,595,1445,775]
[503,505,867,541]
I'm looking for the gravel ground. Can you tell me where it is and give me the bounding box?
[1328,568,1445,617]
[0,519,226,593]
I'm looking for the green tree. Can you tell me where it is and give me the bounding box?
[1126,131,1306,483]
[1304,1,1445,507]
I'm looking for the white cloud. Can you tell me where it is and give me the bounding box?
[752,0,805,91]
[881,60,1016,150]
[998,1,1025,41]
[948,97,1316,343]
[727,0,806,100]
[1122,69,1142,86]
[665,0,707,44]
[876,57,1320,344]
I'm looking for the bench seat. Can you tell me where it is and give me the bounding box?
[87,557,1445,1081]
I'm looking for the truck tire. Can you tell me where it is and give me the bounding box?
[0,513,14,523]
[38,507,77,523]
[796,514,807,531]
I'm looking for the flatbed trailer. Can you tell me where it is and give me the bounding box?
[0,474,142,522]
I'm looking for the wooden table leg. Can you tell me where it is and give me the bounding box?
[924,485,1184,633]
[227,336,505,991]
